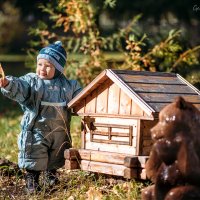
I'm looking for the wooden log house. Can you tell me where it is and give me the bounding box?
[64,69,200,179]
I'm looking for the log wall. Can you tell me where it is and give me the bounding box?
[64,148,149,179]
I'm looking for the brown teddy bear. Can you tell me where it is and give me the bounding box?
[141,96,200,200]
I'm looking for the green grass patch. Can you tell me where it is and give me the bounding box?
[0,52,125,62]
[0,109,21,162]
[70,116,82,148]
[0,92,22,162]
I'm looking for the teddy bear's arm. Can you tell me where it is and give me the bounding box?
[145,144,162,182]
[177,137,200,185]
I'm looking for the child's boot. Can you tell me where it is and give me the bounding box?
[44,169,59,187]
[25,169,40,194]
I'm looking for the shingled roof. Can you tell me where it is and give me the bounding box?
[68,69,200,115]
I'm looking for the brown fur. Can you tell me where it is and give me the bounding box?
[141,96,200,200]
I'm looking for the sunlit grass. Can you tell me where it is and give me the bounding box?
[0,111,21,162]
[71,116,82,148]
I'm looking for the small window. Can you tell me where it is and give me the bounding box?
[90,122,133,146]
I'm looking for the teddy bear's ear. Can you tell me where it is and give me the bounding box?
[174,96,187,110]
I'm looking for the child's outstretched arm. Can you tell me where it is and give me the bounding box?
[0,77,9,88]
[0,74,33,105]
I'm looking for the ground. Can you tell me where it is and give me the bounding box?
[0,160,145,200]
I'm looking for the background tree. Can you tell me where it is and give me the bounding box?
[27,0,200,89]
[0,0,199,88]
[0,1,24,53]
[0,0,49,54]
[1,0,200,52]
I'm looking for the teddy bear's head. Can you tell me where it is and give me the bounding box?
[151,96,200,141]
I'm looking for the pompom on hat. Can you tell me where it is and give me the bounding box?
[37,41,67,73]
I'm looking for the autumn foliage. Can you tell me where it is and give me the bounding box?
[28,0,200,87]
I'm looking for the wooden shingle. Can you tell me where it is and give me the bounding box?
[68,69,200,116]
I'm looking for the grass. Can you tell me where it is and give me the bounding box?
[0,104,21,162]
[0,168,145,199]
[0,53,125,63]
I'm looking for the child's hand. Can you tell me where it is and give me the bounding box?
[0,78,9,88]
[0,63,8,87]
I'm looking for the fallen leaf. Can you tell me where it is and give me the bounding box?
[86,187,103,200]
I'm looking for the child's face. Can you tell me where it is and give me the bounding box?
[36,58,55,79]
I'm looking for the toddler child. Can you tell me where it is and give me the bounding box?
[0,41,82,193]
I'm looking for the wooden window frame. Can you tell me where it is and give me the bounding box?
[90,122,133,146]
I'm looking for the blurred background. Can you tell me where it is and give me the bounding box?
[0,0,200,86]
[1,0,200,53]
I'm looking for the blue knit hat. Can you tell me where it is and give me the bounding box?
[37,41,67,73]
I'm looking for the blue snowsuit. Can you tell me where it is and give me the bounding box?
[1,73,81,171]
